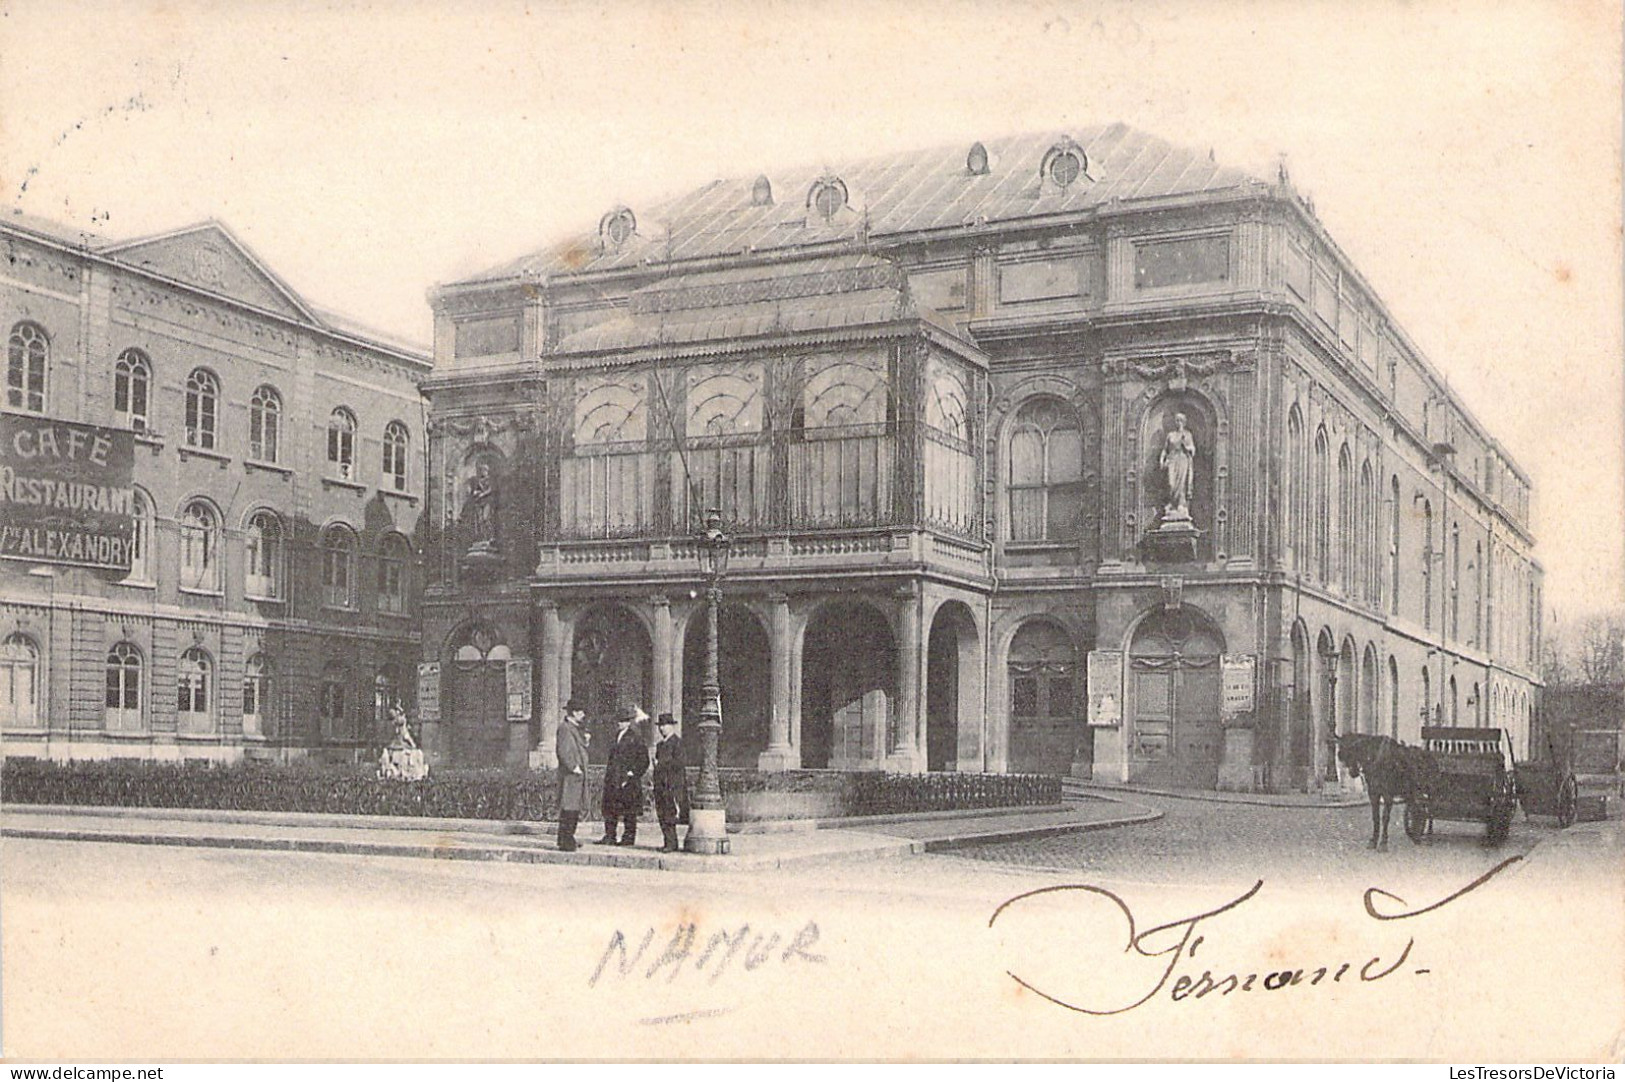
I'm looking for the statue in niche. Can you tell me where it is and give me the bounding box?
[1159,413,1196,522]
[460,459,499,552]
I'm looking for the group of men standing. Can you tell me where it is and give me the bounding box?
[554,699,691,853]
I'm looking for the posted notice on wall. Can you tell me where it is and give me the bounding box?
[1221,654,1257,719]
[1087,650,1123,727]
[0,413,135,572]
[416,662,440,722]
[505,658,533,720]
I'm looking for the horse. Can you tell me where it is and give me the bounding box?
[1332,731,1439,850]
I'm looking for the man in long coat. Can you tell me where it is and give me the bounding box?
[652,712,690,853]
[554,696,590,852]
[598,705,650,846]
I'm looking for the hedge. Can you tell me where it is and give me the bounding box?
[1,758,1059,822]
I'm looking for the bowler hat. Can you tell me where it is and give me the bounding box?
[565,696,588,714]
[656,712,677,728]
[618,704,647,725]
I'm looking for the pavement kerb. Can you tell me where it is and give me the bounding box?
[1066,779,1370,809]
[3,800,1075,838]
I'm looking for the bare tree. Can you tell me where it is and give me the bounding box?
[1574,612,1625,687]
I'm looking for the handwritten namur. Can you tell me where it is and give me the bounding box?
[987,857,1523,1015]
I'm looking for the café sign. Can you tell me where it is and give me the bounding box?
[0,413,136,572]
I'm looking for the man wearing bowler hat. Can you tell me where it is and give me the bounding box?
[652,713,690,853]
[554,695,590,852]
[598,704,650,846]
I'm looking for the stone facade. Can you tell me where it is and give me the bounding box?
[0,216,431,763]
[421,127,1542,790]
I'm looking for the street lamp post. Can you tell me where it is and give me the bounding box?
[686,507,732,855]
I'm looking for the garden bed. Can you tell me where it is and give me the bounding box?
[1,759,1059,823]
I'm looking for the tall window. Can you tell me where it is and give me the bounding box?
[373,666,400,739]
[105,643,144,731]
[126,489,154,584]
[179,500,221,592]
[1473,540,1484,645]
[114,348,151,431]
[1387,655,1400,738]
[377,533,410,614]
[184,369,219,449]
[383,421,409,491]
[176,647,213,734]
[1312,429,1330,581]
[1388,476,1401,615]
[327,408,357,480]
[1336,444,1352,590]
[1007,398,1083,541]
[7,321,48,413]
[0,633,41,729]
[249,385,282,463]
[242,654,269,738]
[1421,499,1434,630]
[1285,406,1304,567]
[320,662,352,741]
[321,525,357,608]
[1359,461,1375,604]
[1450,524,1462,641]
[244,511,284,600]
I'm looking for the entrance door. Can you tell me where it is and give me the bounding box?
[448,642,509,767]
[1128,608,1225,789]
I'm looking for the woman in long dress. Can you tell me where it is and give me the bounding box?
[1160,412,1196,516]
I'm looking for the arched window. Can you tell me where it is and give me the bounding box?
[377,533,411,614]
[1285,406,1305,568]
[244,510,284,600]
[249,385,282,463]
[1007,398,1083,541]
[7,321,48,413]
[1387,655,1400,738]
[327,408,357,480]
[1421,498,1434,630]
[1312,429,1330,581]
[184,369,219,449]
[321,525,357,608]
[1420,666,1432,728]
[179,500,221,593]
[114,348,151,431]
[127,488,154,584]
[320,661,353,741]
[1473,540,1484,645]
[243,654,270,738]
[1,633,41,730]
[177,647,213,734]
[383,421,410,491]
[105,643,144,731]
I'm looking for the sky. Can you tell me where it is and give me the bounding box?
[1,0,1620,619]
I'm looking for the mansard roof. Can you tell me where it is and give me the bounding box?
[465,124,1261,285]
[554,253,968,357]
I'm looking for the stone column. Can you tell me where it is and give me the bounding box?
[650,594,672,740]
[888,586,924,772]
[758,593,797,771]
[531,600,562,770]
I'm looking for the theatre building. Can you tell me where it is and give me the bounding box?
[421,126,1542,789]
[1,214,430,762]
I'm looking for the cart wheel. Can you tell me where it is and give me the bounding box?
[1557,775,1578,829]
[1404,798,1428,843]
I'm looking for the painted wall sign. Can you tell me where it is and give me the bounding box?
[0,414,135,571]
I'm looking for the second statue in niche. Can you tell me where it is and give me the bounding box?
[1159,412,1196,521]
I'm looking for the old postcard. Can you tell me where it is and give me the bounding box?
[1,0,1621,1063]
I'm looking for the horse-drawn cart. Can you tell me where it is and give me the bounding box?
[1407,727,1519,844]
[1513,754,1577,828]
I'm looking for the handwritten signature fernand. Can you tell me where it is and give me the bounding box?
[987,856,1523,1014]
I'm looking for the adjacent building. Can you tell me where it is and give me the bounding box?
[421,125,1537,788]
[1,213,431,762]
